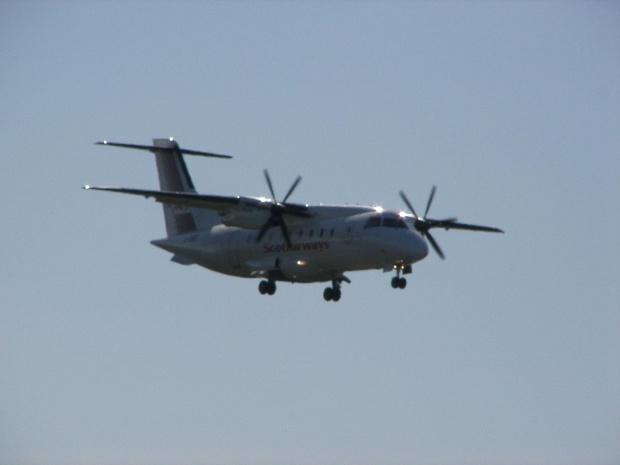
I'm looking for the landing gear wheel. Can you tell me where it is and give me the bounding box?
[324,280,343,302]
[259,280,276,295]
[391,276,407,290]
[267,281,276,295]
[323,277,348,302]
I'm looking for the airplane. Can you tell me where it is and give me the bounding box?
[84,138,503,302]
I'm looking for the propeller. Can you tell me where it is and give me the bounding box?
[255,169,305,247]
[399,186,503,259]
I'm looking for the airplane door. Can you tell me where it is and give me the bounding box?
[227,230,241,269]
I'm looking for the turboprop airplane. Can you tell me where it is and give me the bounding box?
[84,138,503,302]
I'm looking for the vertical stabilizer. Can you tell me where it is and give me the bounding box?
[93,138,231,237]
[151,138,222,236]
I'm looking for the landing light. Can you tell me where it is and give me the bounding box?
[297,260,308,266]
[374,206,384,213]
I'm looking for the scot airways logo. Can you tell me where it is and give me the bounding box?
[264,241,330,254]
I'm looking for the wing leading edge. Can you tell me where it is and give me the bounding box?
[83,185,310,217]
[83,186,241,210]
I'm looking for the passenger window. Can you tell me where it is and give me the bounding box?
[309,229,314,237]
[319,228,324,237]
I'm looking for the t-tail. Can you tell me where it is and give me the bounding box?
[94,138,232,237]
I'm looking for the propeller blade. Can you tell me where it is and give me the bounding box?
[255,219,272,243]
[424,185,436,218]
[263,169,277,201]
[258,170,308,246]
[282,175,302,204]
[399,184,503,258]
[425,231,445,259]
[280,222,293,248]
[399,190,418,219]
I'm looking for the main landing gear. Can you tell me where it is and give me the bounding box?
[391,264,411,290]
[323,282,341,302]
[323,276,350,302]
[258,276,351,302]
[258,280,276,295]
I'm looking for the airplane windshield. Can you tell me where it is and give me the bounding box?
[364,215,382,229]
[382,216,408,229]
[364,214,408,230]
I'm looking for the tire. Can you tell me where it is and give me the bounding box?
[267,281,276,295]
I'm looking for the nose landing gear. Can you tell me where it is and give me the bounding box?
[390,264,411,290]
[391,276,407,289]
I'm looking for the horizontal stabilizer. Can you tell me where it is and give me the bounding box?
[95,140,233,159]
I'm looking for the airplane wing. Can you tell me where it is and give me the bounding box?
[426,219,504,233]
[83,186,310,217]
[84,186,243,210]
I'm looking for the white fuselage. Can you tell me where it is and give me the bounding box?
[151,206,429,283]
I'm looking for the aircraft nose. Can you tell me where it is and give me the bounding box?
[408,231,429,262]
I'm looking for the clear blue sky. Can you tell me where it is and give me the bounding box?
[1,2,619,464]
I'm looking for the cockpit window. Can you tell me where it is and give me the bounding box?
[364,214,408,229]
[382,216,408,229]
[364,215,382,229]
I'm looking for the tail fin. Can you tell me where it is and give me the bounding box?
[151,138,228,236]
[96,138,232,236]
